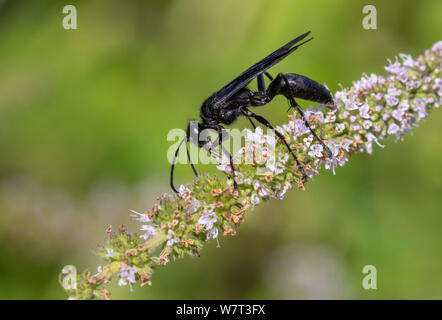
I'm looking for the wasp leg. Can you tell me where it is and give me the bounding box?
[257,71,273,92]
[211,126,238,190]
[257,74,266,92]
[248,117,257,129]
[240,107,307,180]
[279,73,333,158]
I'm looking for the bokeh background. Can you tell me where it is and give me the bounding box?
[0,0,441,299]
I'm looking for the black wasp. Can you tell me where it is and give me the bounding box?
[170,31,334,193]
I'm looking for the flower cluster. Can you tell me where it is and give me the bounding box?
[60,42,441,299]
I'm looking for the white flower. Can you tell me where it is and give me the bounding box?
[274,162,285,175]
[385,88,401,106]
[234,171,245,184]
[186,198,201,214]
[198,212,217,230]
[166,229,180,246]
[265,156,276,172]
[303,135,313,148]
[105,248,115,258]
[140,224,158,240]
[387,123,401,135]
[129,209,152,223]
[397,71,408,83]
[251,193,260,205]
[258,186,269,198]
[278,153,289,164]
[362,120,372,129]
[264,134,277,148]
[392,109,404,121]
[336,123,345,133]
[206,227,219,240]
[399,53,415,68]
[345,97,359,111]
[178,185,192,199]
[359,104,370,119]
[118,266,137,291]
[340,139,353,152]
[385,59,402,74]
[308,144,324,158]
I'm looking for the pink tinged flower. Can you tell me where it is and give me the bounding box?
[251,193,260,205]
[413,98,428,119]
[258,186,269,198]
[398,101,410,111]
[362,120,372,129]
[386,94,399,106]
[345,98,359,111]
[278,153,289,164]
[274,162,285,175]
[392,109,405,121]
[341,111,349,119]
[387,123,401,135]
[186,198,201,214]
[118,266,137,291]
[382,112,390,120]
[303,135,313,148]
[234,171,245,184]
[217,163,233,173]
[366,132,385,148]
[324,158,337,174]
[365,142,373,155]
[352,124,360,131]
[140,224,158,240]
[359,104,370,119]
[105,248,115,258]
[336,123,345,133]
[308,144,324,158]
[397,71,408,83]
[385,60,402,74]
[340,139,353,152]
[129,209,152,223]
[399,53,415,68]
[178,185,192,199]
[206,227,220,247]
[293,119,308,136]
[349,115,357,123]
[198,212,217,230]
[166,229,180,246]
[376,93,383,101]
[432,41,442,52]
[265,134,277,147]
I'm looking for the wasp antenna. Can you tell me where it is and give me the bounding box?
[170,137,186,193]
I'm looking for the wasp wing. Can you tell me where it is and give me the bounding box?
[213,31,313,107]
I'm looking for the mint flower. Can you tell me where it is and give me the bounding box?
[60,41,441,300]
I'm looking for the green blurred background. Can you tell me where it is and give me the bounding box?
[0,0,441,299]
